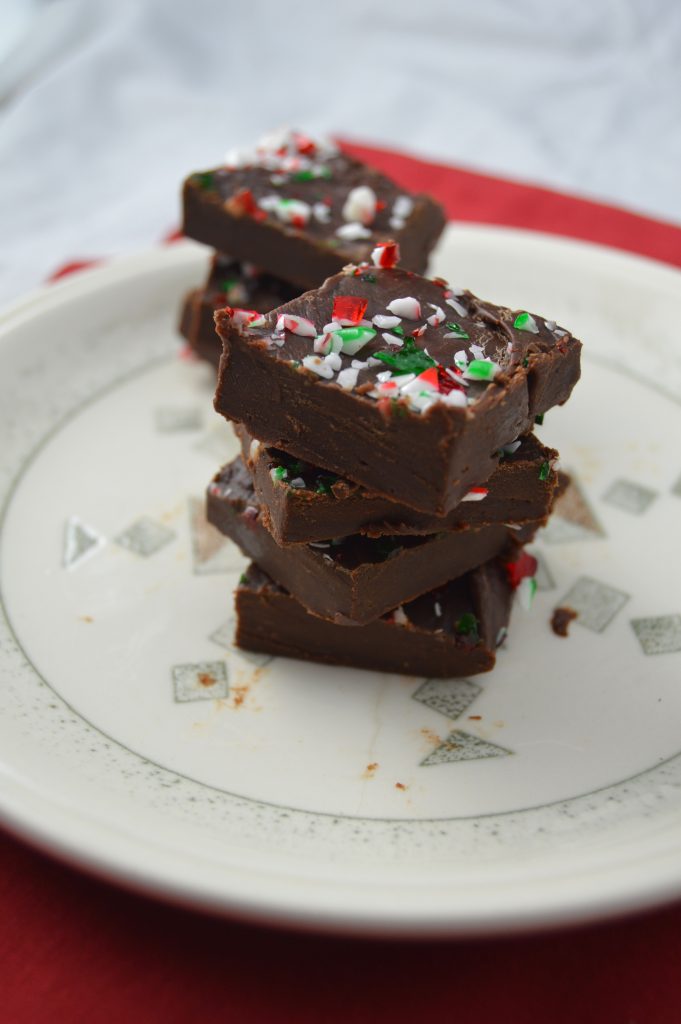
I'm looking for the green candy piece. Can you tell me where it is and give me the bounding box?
[195,172,214,190]
[374,337,436,376]
[272,466,287,482]
[455,612,479,639]
[315,475,338,496]
[539,460,551,481]
[514,312,539,333]
[534,413,544,425]
[446,322,469,339]
[466,358,499,381]
[333,326,376,356]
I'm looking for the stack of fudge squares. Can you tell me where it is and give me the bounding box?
[180,130,581,679]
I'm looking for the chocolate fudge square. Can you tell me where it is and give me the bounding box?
[236,424,558,544]
[183,129,445,289]
[214,264,581,515]
[207,458,538,626]
[178,254,300,368]
[236,561,513,678]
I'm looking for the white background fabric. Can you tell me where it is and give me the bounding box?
[1,0,680,303]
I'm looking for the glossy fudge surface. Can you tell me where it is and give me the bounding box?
[183,129,445,289]
[214,264,581,514]
[236,424,558,544]
[207,458,537,626]
[235,561,513,678]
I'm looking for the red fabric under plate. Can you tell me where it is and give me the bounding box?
[11,144,681,1023]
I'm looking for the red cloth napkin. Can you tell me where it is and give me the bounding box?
[10,143,681,1024]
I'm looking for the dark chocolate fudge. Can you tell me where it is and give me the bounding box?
[178,254,300,368]
[183,129,445,289]
[214,264,581,514]
[207,458,538,625]
[236,424,558,543]
[236,561,513,678]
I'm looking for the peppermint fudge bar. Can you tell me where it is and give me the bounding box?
[207,458,538,625]
[214,262,581,514]
[183,129,445,289]
[235,561,513,678]
[236,424,558,543]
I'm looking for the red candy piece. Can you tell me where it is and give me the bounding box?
[226,188,266,220]
[294,132,316,155]
[437,365,464,394]
[332,295,368,325]
[373,240,400,269]
[416,367,439,390]
[504,551,538,589]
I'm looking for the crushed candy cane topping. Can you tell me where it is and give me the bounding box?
[386,296,421,319]
[250,262,569,413]
[342,185,377,225]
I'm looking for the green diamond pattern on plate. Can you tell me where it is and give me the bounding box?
[602,479,658,515]
[630,615,681,656]
[114,516,176,557]
[559,576,629,633]
[188,497,240,575]
[172,660,228,702]
[541,473,605,544]
[421,730,512,766]
[63,516,103,569]
[412,678,482,719]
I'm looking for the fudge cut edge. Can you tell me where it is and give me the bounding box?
[236,424,559,544]
[235,561,512,678]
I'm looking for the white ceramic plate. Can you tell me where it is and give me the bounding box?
[1,227,681,938]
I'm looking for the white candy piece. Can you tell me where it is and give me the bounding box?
[407,391,438,413]
[446,296,468,317]
[323,320,342,334]
[401,372,438,395]
[257,194,280,212]
[393,606,408,625]
[302,354,335,379]
[277,314,317,337]
[313,202,331,223]
[342,185,377,225]
[336,222,371,240]
[249,439,261,460]
[382,332,403,347]
[372,314,401,329]
[393,195,414,219]
[470,343,486,360]
[454,349,468,364]
[313,334,331,354]
[426,304,445,327]
[440,388,468,408]
[376,370,393,383]
[274,198,311,225]
[386,296,421,319]
[336,367,360,391]
[389,217,405,230]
